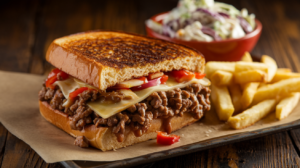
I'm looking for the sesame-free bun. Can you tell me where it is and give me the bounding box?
[39,101,199,151]
[46,31,205,90]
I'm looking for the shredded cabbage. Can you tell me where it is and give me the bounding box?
[147,0,256,42]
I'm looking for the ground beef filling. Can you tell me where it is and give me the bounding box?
[39,83,211,142]
[74,136,89,148]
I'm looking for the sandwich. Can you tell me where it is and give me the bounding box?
[38,31,211,151]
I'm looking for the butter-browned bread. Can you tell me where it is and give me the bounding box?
[46,31,205,90]
[39,101,198,151]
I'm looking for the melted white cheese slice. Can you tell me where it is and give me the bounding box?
[55,78,79,98]
[54,77,210,119]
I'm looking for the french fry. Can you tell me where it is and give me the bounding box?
[234,69,267,84]
[240,82,260,109]
[211,84,234,121]
[258,83,268,88]
[235,62,269,74]
[252,78,300,105]
[206,54,300,129]
[276,92,300,120]
[277,68,291,73]
[211,70,233,86]
[228,84,242,113]
[271,72,300,83]
[241,52,252,62]
[261,55,278,82]
[228,99,276,129]
[240,83,247,90]
[205,62,235,79]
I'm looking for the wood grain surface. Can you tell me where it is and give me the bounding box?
[1,0,300,167]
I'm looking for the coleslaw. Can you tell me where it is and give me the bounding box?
[146,0,256,42]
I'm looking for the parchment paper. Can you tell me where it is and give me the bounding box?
[0,70,300,163]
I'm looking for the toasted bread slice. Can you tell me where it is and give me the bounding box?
[46,31,205,90]
[39,101,199,151]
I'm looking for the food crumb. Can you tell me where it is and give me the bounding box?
[205,130,212,134]
[74,136,89,148]
[205,134,209,137]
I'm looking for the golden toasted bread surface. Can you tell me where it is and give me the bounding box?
[46,31,205,90]
[39,101,198,151]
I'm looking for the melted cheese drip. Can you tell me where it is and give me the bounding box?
[55,78,80,107]
[54,77,210,119]
[55,78,79,98]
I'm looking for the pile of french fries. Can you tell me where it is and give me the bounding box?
[206,52,300,129]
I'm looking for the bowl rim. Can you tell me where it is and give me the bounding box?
[146,12,263,44]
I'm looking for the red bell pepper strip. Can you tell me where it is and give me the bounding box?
[160,75,168,84]
[195,73,206,79]
[47,68,60,79]
[45,76,58,90]
[168,70,195,83]
[45,68,69,89]
[69,87,89,101]
[156,131,180,145]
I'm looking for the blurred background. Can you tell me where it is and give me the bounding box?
[1,0,300,75]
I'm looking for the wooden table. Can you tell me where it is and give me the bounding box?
[1,0,300,167]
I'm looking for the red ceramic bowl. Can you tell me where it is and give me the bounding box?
[146,12,262,62]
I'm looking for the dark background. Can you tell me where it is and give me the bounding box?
[1,0,300,167]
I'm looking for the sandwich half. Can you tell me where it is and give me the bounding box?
[38,31,211,151]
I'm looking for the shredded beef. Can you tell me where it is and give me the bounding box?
[70,106,93,130]
[50,90,65,110]
[39,83,211,142]
[74,136,89,148]
[98,90,133,103]
[94,117,108,126]
[44,88,55,100]
[38,87,47,101]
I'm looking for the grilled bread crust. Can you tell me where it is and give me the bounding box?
[46,31,205,90]
[39,101,199,151]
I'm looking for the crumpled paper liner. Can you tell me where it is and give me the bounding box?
[0,70,299,163]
